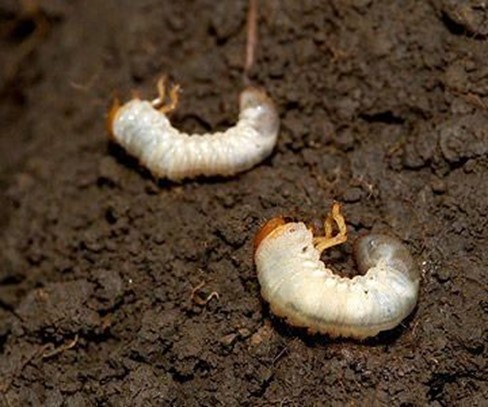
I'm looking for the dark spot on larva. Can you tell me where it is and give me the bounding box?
[364,290,368,295]
[302,246,308,253]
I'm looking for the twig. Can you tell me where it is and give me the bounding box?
[191,282,220,306]
[41,334,79,359]
[244,0,258,82]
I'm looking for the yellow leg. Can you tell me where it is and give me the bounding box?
[156,76,166,105]
[312,202,348,253]
[151,76,181,113]
[160,83,180,113]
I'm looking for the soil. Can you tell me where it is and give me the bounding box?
[0,0,487,406]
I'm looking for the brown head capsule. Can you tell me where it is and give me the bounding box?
[106,97,121,140]
[253,217,286,253]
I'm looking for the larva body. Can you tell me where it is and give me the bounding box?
[108,86,279,181]
[254,210,420,339]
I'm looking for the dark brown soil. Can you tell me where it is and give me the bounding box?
[0,1,487,405]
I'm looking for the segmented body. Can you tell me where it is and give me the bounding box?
[109,87,279,181]
[254,222,420,339]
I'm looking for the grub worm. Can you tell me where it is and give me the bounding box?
[254,203,420,339]
[107,77,279,181]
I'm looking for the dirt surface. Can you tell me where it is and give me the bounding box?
[0,0,487,405]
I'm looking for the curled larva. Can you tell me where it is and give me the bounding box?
[254,203,420,339]
[107,78,279,181]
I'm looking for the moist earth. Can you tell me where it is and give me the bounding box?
[0,0,487,406]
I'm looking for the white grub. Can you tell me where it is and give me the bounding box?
[254,203,420,339]
[107,78,279,181]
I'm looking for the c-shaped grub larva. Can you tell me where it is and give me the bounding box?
[107,77,279,181]
[254,203,420,339]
